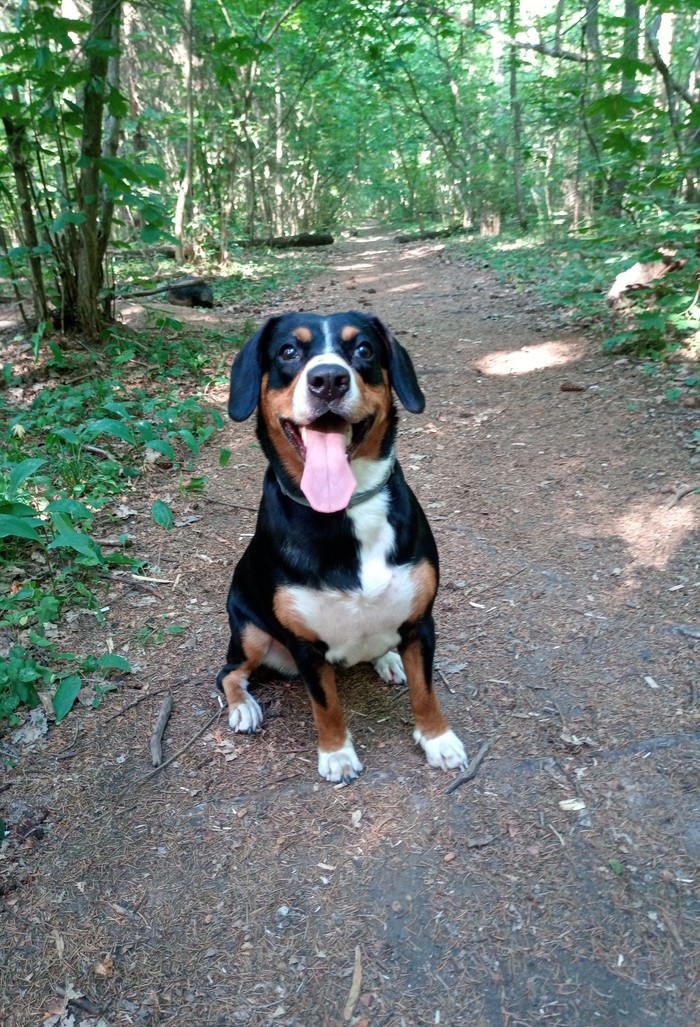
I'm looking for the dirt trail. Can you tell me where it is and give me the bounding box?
[2,228,699,1027]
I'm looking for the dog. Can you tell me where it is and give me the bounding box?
[217,311,467,783]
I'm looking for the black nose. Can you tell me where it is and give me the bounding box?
[307,363,350,402]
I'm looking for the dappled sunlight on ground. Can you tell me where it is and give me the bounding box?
[614,499,698,570]
[474,339,586,375]
[386,280,423,294]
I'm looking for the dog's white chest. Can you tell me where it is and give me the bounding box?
[283,494,415,665]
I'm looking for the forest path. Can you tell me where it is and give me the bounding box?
[4,227,700,1027]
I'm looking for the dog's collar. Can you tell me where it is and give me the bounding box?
[276,452,396,511]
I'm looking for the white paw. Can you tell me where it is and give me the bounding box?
[228,692,263,733]
[414,728,467,771]
[373,650,407,686]
[318,738,364,783]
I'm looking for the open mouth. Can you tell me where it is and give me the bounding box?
[281,412,374,461]
[279,412,375,513]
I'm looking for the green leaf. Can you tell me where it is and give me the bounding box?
[51,209,87,232]
[608,857,625,876]
[36,596,60,623]
[45,498,94,520]
[219,447,232,467]
[53,673,82,724]
[0,514,43,541]
[86,418,135,444]
[47,531,104,563]
[178,429,200,454]
[146,438,176,459]
[151,499,174,530]
[96,653,132,672]
[7,458,47,498]
[48,427,81,445]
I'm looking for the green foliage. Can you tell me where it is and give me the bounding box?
[448,213,700,359]
[0,311,259,728]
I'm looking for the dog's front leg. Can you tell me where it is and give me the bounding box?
[401,618,468,771]
[293,645,363,783]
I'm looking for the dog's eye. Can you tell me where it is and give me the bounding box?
[355,341,373,360]
[279,344,298,361]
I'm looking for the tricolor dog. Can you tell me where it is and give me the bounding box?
[217,311,467,783]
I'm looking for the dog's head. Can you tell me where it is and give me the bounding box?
[228,312,425,513]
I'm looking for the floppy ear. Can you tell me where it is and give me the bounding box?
[228,318,277,421]
[369,315,425,414]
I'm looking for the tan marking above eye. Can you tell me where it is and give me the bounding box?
[341,325,360,342]
[293,326,313,343]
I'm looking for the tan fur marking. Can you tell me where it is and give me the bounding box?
[402,639,449,740]
[260,371,305,483]
[309,663,348,752]
[273,587,320,642]
[349,371,392,463]
[293,326,313,343]
[341,325,359,342]
[220,623,273,711]
[409,560,438,621]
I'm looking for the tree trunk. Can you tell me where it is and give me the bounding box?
[174,0,194,263]
[509,0,528,229]
[1,91,49,323]
[76,0,121,337]
[607,0,640,214]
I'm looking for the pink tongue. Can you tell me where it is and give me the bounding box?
[300,424,356,513]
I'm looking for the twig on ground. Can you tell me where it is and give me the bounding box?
[445,737,497,794]
[343,945,363,1021]
[117,707,222,799]
[84,443,117,461]
[109,571,162,597]
[436,666,455,693]
[55,986,100,1016]
[668,483,700,509]
[53,724,81,757]
[150,693,173,766]
[106,679,199,722]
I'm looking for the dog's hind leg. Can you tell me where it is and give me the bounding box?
[372,650,407,687]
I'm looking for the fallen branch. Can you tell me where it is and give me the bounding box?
[105,678,201,722]
[235,232,334,249]
[117,707,222,799]
[149,692,173,766]
[445,737,497,794]
[343,945,363,1021]
[394,226,462,243]
[117,275,207,299]
[668,483,699,509]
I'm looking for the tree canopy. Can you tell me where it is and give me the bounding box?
[1,0,698,334]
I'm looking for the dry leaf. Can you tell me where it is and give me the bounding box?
[93,957,113,977]
[559,797,586,811]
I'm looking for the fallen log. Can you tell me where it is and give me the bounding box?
[607,251,686,307]
[235,232,334,249]
[394,226,463,244]
[118,276,214,308]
